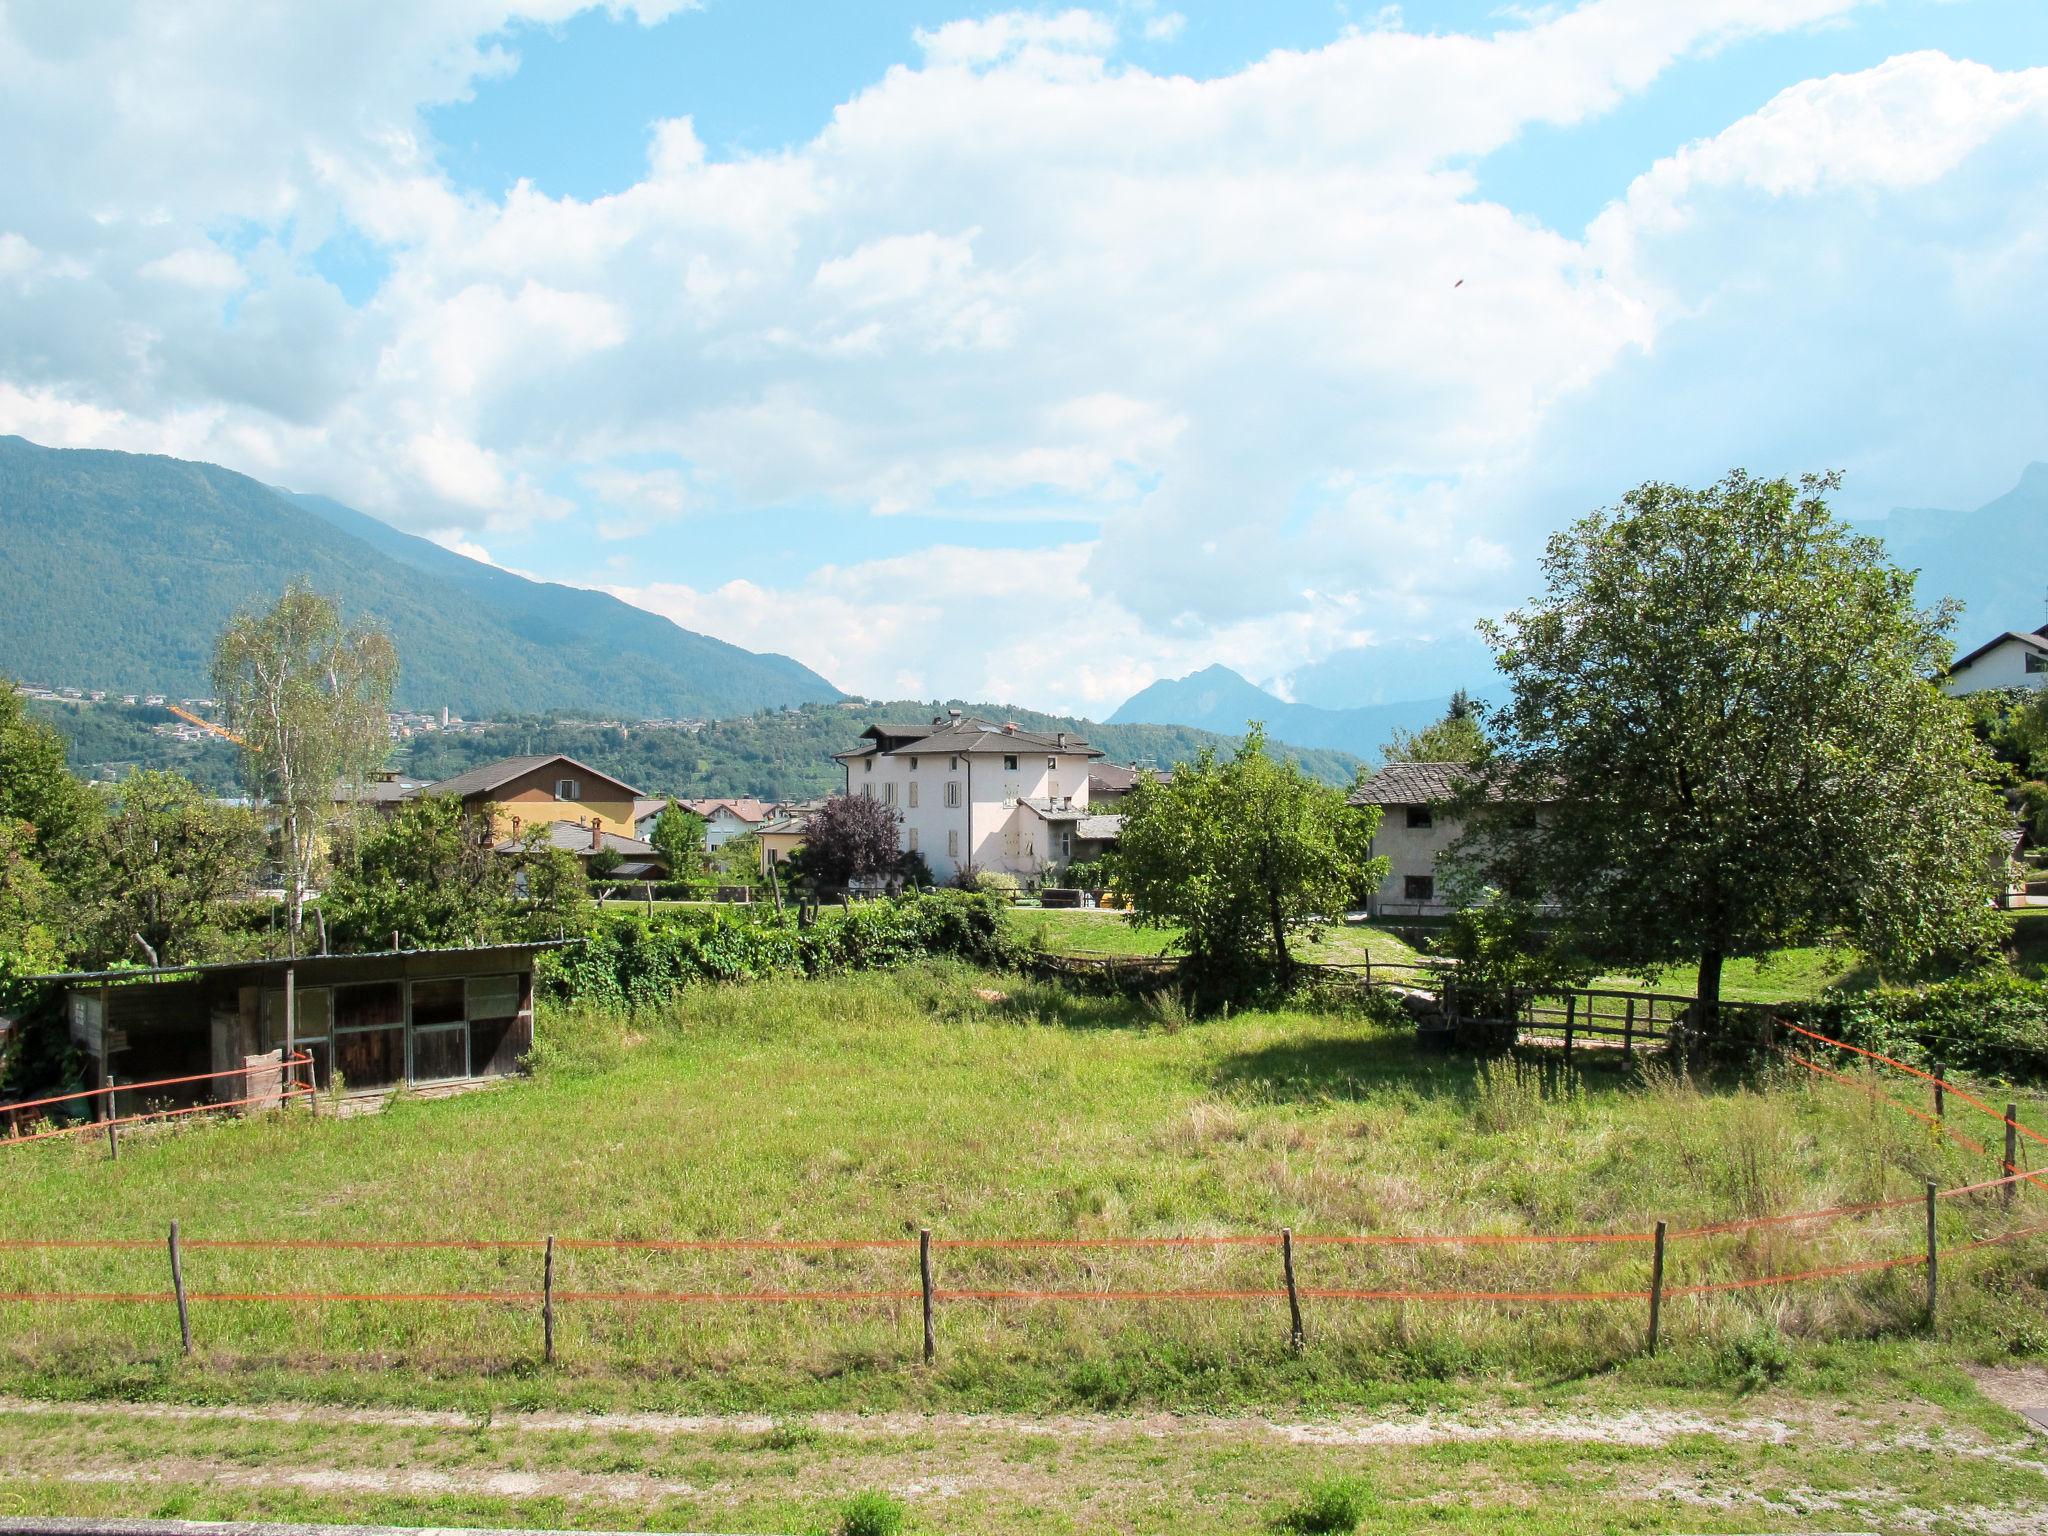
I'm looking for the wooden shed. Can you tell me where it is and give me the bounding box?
[40,942,568,1117]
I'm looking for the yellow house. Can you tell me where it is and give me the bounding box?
[755,802,821,877]
[419,755,643,841]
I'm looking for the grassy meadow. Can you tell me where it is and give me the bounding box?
[5,960,2048,1419]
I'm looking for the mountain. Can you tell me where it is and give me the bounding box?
[0,436,840,718]
[1861,463,2048,643]
[32,695,1363,800]
[1108,664,1457,760]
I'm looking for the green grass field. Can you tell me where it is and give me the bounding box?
[6,960,2048,1530]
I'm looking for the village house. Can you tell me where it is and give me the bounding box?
[755,800,825,876]
[631,796,779,849]
[1942,624,2048,695]
[834,713,1107,884]
[415,755,666,878]
[1348,760,1482,918]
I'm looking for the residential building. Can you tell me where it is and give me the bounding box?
[417,755,643,840]
[834,713,1106,883]
[756,800,825,877]
[497,818,667,880]
[1348,761,1480,918]
[1943,624,2048,695]
[1085,762,1157,806]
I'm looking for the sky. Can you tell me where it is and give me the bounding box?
[2,0,2046,715]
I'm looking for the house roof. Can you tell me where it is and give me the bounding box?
[1020,797,1087,823]
[422,754,644,802]
[679,797,776,824]
[1087,763,1154,794]
[1076,814,1124,840]
[836,715,1105,761]
[1348,760,1479,807]
[1949,625,2048,673]
[495,821,661,858]
[336,775,429,804]
[632,796,668,822]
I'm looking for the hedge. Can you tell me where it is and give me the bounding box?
[1784,973,2048,1082]
[537,889,1021,1009]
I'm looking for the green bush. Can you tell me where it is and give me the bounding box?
[836,1489,904,1536]
[970,868,1021,898]
[537,890,1022,1009]
[1785,972,2048,1081]
[1280,1475,1372,1534]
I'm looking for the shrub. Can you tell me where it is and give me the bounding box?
[970,868,1021,898]
[836,1490,905,1536]
[1784,973,2048,1081]
[1280,1475,1371,1534]
[1717,1321,1795,1391]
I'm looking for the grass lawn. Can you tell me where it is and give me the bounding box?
[6,961,2048,1531]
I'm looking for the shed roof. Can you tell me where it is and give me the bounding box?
[422,754,643,801]
[24,940,576,988]
[1076,814,1125,840]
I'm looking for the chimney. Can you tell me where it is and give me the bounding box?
[511,814,522,837]
[590,816,603,851]
[1003,721,1018,734]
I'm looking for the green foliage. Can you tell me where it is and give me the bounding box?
[214,583,398,933]
[796,794,901,887]
[970,868,1021,898]
[1279,1475,1372,1533]
[1467,470,2012,1020]
[648,801,706,880]
[1380,688,1489,766]
[836,1490,905,1536]
[1717,1322,1796,1392]
[1785,972,2048,1080]
[536,890,1020,1009]
[324,795,508,950]
[1436,897,1594,1038]
[24,698,242,793]
[0,680,101,879]
[75,770,267,966]
[1114,724,1386,1006]
[1960,686,2048,779]
[0,819,58,969]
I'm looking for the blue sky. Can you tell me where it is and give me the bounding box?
[3,0,2047,713]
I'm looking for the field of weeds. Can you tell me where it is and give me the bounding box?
[4,960,2048,1418]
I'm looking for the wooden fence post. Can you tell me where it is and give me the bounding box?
[919,1228,936,1366]
[105,1114,118,1161]
[2006,1104,2020,1209]
[168,1220,191,1355]
[543,1234,556,1363]
[1932,1059,1945,1121]
[1623,997,1635,1062]
[1924,1182,1939,1329]
[1647,1220,1667,1356]
[1282,1229,1304,1354]
[1563,994,1576,1064]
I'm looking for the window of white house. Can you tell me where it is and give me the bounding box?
[948,829,960,857]
[908,782,919,808]
[883,782,897,806]
[1056,830,1072,858]
[907,827,919,852]
[1047,756,1057,770]
[864,758,873,772]
[949,755,959,770]
[1404,874,1435,901]
[909,756,919,769]
[1003,754,1018,770]
[2029,653,2047,674]
[1406,806,1433,829]
[860,783,873,799]
[945,782,962,808]
[555,779,581,801]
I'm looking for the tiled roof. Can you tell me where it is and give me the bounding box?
[837,715,1104,760]
[1087,763,1155,794]
[424,754,643,801]
[1076,814,1124,840]
[680,797,777,823]
[1348,761,1478,807]
[495,821,660,857]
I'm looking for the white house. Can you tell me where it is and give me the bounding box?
[632,797,779,849]
[834,713,1106,884]
[1943,625,2048,696]
[1348,761,1481,918]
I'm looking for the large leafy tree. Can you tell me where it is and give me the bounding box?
[213,584,398,939]
[1114,724,1386,1003]
[1459,470,2010,1025]
[78,770,266,966]
[0,681,101,881]
[1380,689,1489,766]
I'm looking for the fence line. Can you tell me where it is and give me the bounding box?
[2,1054,317,1148]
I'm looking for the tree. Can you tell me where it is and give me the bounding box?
[322,795,509,950]
[796,794,901,888]
[1457,470,2011,1028]
[76,770,266,966]
[1380,689,1489,765]
[1113,724,1387,1003]
[0,681,101,880]
[648,800,707,882]
[213,584,397,939]
[514,825,593,937]
[0,819,57,969]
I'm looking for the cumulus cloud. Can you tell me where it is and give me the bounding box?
[3,1,2046,710]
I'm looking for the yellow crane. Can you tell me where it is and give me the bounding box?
[166,704,254,750]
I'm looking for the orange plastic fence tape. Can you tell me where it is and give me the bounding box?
[1774,1047,1990,1155]
[3,1085,316,1145]
[557,1237,913,1252]
[1784,1023,2048,1148]
[1,1056,314,1119]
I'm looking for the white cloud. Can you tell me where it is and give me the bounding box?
[7,1,2048,713]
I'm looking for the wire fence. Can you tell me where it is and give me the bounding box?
[2,1025,2044,1367]
[0,1055,317,1151]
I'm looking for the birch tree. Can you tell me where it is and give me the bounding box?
[213,584,397,938]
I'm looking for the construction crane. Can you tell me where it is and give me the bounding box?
[166,704,253,750]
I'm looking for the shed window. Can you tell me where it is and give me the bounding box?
[411,979,465,1026]
[555,779,582,801]
[1404,875,1435,901]
[1406,806,1434,829]
[469,974,521,1019]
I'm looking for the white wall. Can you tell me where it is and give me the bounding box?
[1944,638,2048,696]
[1366,807,1465,916]
[847,742,1095,882]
